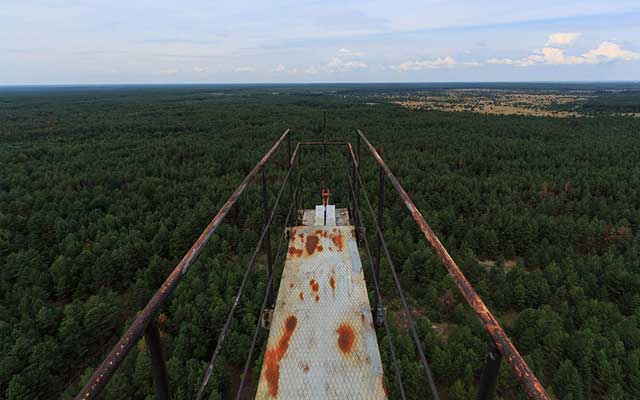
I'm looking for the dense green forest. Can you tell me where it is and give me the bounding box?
[1,84,640,399]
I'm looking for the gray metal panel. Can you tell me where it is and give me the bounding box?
[255,225,387,399]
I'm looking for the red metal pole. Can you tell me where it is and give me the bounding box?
[356,129,549,400]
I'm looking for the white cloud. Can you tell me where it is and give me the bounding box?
[393,56,456,71]
[583,41,640,62]
[273,63,286,72]
[463,61,482,67]
[235,66,255,72]
[192,66,208,73]
[546,32,582,46]
[327,56,368,71]
[489,41,640,67]
[320,48,368,72]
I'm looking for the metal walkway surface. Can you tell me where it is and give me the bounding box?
[255,209,387,399]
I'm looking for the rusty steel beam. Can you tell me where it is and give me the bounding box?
[299,140,349,146]
[346,143,359,170]
[356,129,549,400]
[75,129,291,400]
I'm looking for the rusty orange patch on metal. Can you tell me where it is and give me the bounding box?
[336,323,355,354]
[303,363,309,373]
[317,245,323,252]
[329,275,335,291]
[309,279,320,302]
[289,282,294,288]
[264,315,298,397]
[288,246,303,258]
[306,234,320,255]
[299,291,304,301]
[331,233,344,251]
[381,376,388,397]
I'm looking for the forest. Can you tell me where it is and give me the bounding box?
[1,84,640,399]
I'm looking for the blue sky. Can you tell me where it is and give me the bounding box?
[1,0,639,84]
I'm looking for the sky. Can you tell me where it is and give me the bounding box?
[1,0,640,84]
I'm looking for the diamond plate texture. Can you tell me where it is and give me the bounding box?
[255,224,387,399]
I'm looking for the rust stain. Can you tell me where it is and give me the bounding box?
[289,282,294,288]
[329,275,335,291]
[309,279,320,302]
[264,315,298,397]
[331,232,344,251]
[360,313,365,323]
[381,376,388,397]
[305,234,320,255]
[317,245,323,252]
[314,229,327,238]
[299,291,304,301]
[288,246,303,258]
[303,363,310,373]
[336,323,355,354]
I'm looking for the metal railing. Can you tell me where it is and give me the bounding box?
[75,129,294,400]
[352,129,550,400]
[73,129,549,400]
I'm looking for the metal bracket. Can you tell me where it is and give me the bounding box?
[261,308,274,330]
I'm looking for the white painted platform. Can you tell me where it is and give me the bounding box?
[255,216,386,399]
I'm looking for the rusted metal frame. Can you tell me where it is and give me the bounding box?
[298,140,349,146]
[349,155,440,400]
[197,145,301,399]
[144,319,169,400]
[235,173,302,400]
[476,340,502,400]
[356,129,549,400]
[261,169,275,309]
[75,128,290,400]
[345,169,407,400]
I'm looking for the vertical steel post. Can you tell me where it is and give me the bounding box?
[261,169,274,308]
[145,319,169,400]
[476,340,502,400]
